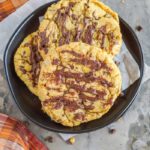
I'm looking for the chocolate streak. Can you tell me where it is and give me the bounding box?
[43,96,81,112]
[55,2,76,46]
[39,32,49,54]
[83,24,95,44]
[20,36,43,87]
[62,50,83,57]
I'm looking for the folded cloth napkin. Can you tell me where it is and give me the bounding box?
[0,0,28,21]
[0,113,48,150]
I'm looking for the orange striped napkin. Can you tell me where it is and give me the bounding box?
[0,0,28,21]
[0,113,48,150]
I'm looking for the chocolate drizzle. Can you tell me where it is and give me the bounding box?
[62,50,83,57]
[99,77,113,87]
[83,17,90,27]
[55,2,76,46]
[29,37,43,87]
[98,26,107,49]
[20,66,26,74]
[43,97,81,112]
[39,32,49,53]
[108,32,115,50]
[84,105,95,111]
[43,50,114,112]
[70,57,109,71]
[83,24,96,44]
[99,26,107,34]
[74,29,82,42]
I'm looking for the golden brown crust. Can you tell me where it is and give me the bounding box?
[38,0,122,56]
[14,32,43,95]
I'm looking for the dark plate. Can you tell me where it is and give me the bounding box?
[4,1,144,133]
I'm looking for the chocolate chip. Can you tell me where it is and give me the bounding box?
[114,61,120,66]
[83,24,95,44]
[20,67,26,74]
[44,136,53,143]
[108,128,116,134]
[136,25,143,32]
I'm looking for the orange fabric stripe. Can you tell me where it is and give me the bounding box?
[0,113,48,150]
[11,0,28,8]
[0,0,28,21]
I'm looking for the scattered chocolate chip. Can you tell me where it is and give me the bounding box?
[114,61,120,66]
[20,67,26,74]
[108,128,116,134]
[135,25,143,32]
[44,136,53,143]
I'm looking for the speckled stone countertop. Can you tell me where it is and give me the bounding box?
[0,0,150,150]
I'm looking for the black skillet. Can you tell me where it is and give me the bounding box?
[4,1,144,133]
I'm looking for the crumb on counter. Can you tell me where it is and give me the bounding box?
[108,128,116,134]
[136,25,143,32]
[68,137,75,144]
[44,136,53,143]
[114,61,120,66]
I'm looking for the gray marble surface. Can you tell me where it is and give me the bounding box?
[0,0,150,150]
